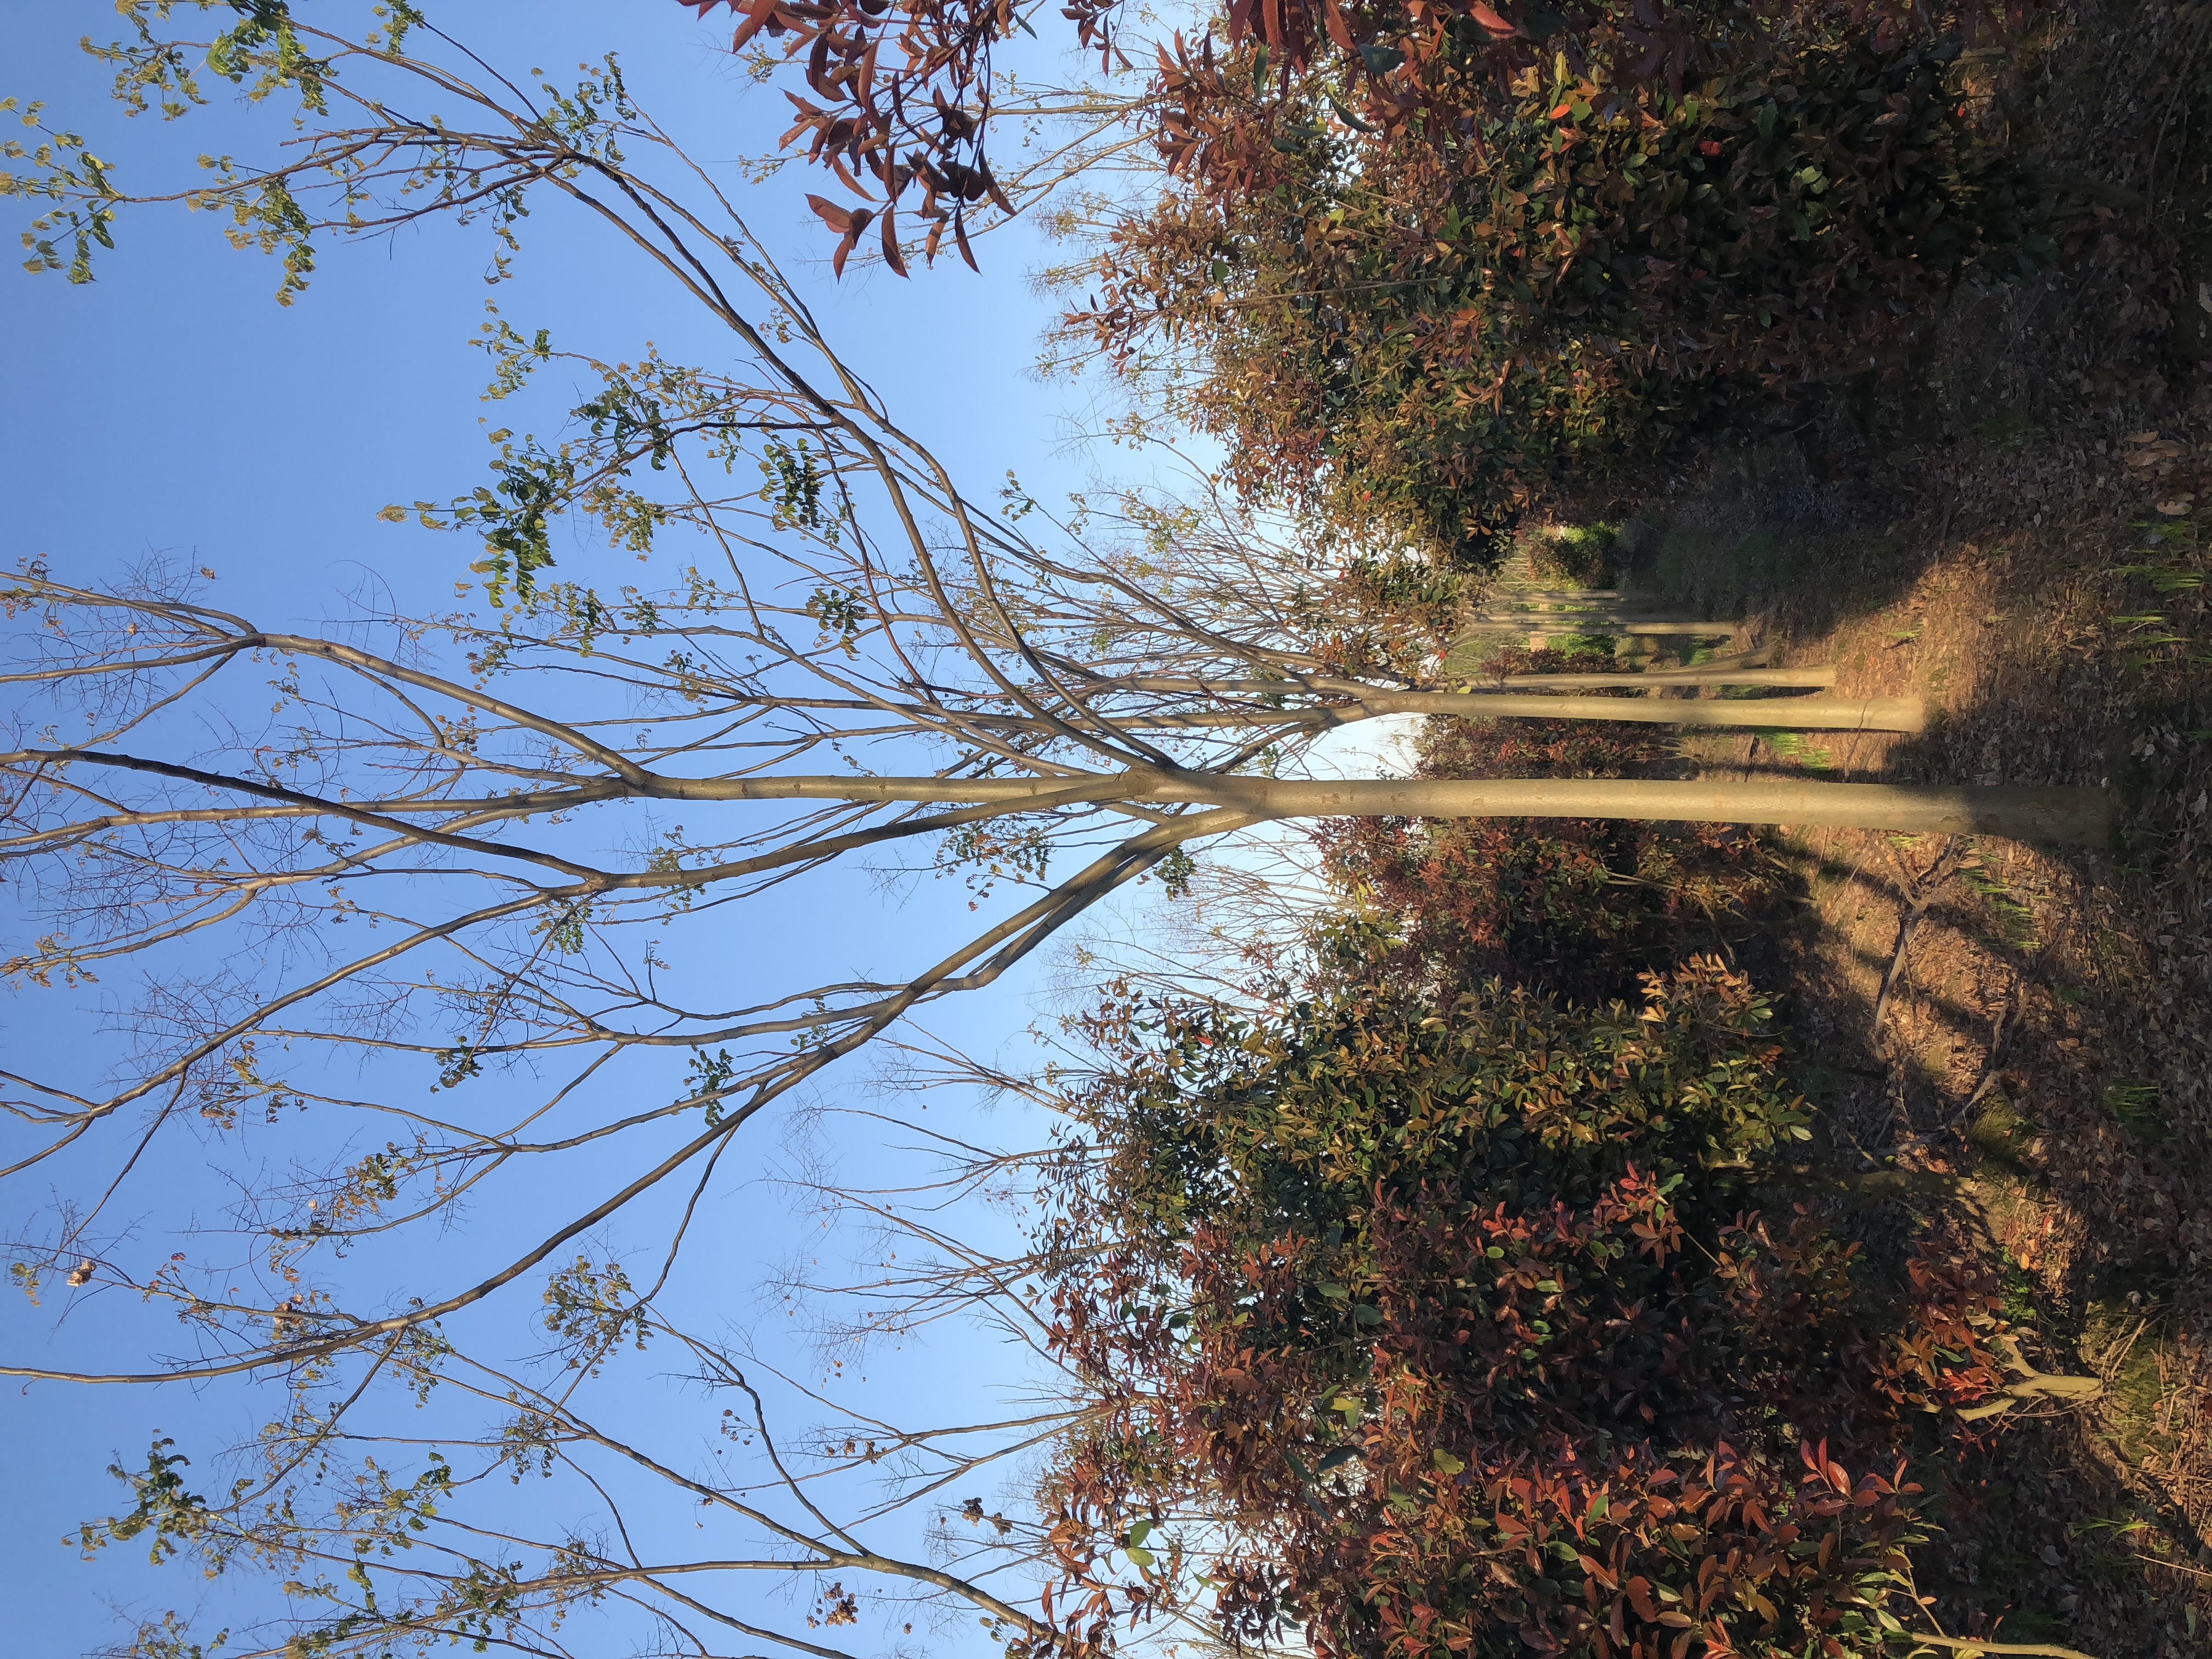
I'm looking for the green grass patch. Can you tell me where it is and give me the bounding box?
[2102,1080,2168,1144]
[1959,859,2039,949]
[2082,1294,2177,1470]
[1968,1094,2036,1180]
[1764,731,1835,770]
[1998,1254,2039,1326]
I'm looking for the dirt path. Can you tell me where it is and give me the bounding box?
[1632,340,2212,1659]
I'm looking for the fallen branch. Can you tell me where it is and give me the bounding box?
[1955,1333,2105,1420]
[1903,1636,2102,1658]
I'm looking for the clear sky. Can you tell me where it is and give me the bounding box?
[0,4,1181,1651]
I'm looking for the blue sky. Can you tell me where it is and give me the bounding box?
[1,5,1186,1652]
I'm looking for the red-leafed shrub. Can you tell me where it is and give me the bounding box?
[1033,961,2022,1659]
[1068,32,2054,561]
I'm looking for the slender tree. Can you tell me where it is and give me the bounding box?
[0,10,2096,1657]
[0,0,2102,1377]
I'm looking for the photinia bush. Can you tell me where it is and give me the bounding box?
[1034,960,2023,1659]
[1314,704,1785,1003]
[1074,35,2053,560]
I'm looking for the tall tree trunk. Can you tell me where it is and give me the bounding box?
[672,772,2107,844]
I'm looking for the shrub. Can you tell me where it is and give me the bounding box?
[1526,525,1620,590]
[1313,708,1785,1003]
[1074,36,2052,561]
[1037,961,2023,1659]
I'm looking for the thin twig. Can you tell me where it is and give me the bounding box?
[2095,1314,2150,1386]
[2132,1552,2212,1580]
[1904,905,2075,1155]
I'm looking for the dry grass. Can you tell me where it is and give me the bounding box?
[1730,493,2209,1656]
[1604,458,2211,1653]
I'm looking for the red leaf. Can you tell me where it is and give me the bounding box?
[1470,3,1516,34]
[881,202,909,277]
[805,193,855,234]
[831,211,872,278]
[729,0,782,52]
[1320,0,1355,53]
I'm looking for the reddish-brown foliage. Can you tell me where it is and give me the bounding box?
[1035,960,2022,1659]
[1315,705,1784,1002]
[682,1,2039,276]
[1072,31,2055,557]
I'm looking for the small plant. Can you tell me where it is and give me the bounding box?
[2102,1080,2166,1142]
[2068,1510,2155,1575]
[1959,859,2038,949]
[1765,731,1836,770]
[1998,1255,2039,1326]
[2112,562,2206,595]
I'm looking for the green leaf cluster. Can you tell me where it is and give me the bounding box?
[1064,956,1809,1307]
